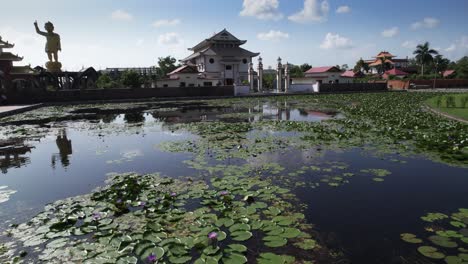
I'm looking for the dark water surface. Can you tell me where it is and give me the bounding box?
[0,103,467,263]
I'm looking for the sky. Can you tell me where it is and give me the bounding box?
[1,0,467,71]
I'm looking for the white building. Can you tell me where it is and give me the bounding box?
[292,66,346,85]
[157,29,260,87]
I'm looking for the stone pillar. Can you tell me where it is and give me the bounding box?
[248,62,255,92]
[257,57,263,92]
[276,57,282,93]
[284,62,290,93]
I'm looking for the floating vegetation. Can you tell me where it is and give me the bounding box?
[0,186,16,204]
[106,149,144,164]
[2,172,338,263]
[401,208,468,263]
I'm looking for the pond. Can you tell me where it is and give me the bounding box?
[0,92,467,263]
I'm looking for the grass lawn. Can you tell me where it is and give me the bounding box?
[426,93,468,120]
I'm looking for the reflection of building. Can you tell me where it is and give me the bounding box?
[158,29,260,87]
[0,139,33,174]
[51,130,72,169]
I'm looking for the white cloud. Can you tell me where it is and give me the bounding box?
[320,33,353,50]
[381,27,399,38]
[152,19,181,28]
[445,44,456,52]
[411,17,440,30]
[257,30,289,41]
[158,32,181,46]
[240,0,283,20]
[336,5,351,14]
[111,10,133,21]
[401,40,417,49]
[289,0,329,23]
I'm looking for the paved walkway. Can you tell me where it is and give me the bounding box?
[0,104,43,118]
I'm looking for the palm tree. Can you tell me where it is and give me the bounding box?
[413,42,439,75]
[378,57,390,74]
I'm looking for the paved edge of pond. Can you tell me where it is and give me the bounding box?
[0,104,44,118]
[425,105,468,124]
[1,90,406,118]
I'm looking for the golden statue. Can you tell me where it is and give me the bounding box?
[34,20,62,72]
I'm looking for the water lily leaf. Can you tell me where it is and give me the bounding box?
[223,253,247,264]
[281,228,301,238]
[421,213,449,223]
[400,233,422,244]
[46,238,68,249]
[169,255,192,263]
[117,256,138,264]
[429,235,458,248]
[231,231,252,241]
[294,239,316,250]
[264,237,287,247]
[451,221,467,228]
[417,246,445,259]
[229,223,250,233]
[228,244,247,253]
[257,253,291,264]
[203,246,219,255]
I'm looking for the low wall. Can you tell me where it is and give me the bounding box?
[234,85,251,96]
[388,79,468,90]
[320,82,387,92]
[8,86,235,104]
[289,84,315,93]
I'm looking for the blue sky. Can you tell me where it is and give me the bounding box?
[1,0,467,71]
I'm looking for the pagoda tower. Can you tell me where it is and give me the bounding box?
[0,36,36,91]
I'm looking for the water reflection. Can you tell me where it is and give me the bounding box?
[0,139,33,174]
[51,130,73,169]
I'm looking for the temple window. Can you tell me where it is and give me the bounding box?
[209,58,214,64]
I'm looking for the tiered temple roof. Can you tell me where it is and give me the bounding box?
[0,36,23,62]
[182,29,259,63]
[0,35,36,76]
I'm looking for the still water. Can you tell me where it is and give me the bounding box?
[0,102,467,263]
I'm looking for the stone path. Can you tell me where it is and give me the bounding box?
[425,106,468,124]
[0,104,43,118]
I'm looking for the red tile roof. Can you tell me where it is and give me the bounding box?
[305,66,340,74]
[341,70,363,78]
[443,70,455,78]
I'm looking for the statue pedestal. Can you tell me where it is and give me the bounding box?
[46,61,62,73]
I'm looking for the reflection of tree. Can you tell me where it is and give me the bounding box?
[124,112,145,124]
[0,139,33,174]
[51,130,72,169]
[100,114,118,123]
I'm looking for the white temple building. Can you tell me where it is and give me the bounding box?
[157,29,260,87]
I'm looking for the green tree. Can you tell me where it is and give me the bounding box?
[96,73,120,89]
[455,56,468,79]
[341,64,349,71]
[354,59,370,73]
[378,57,391,74]
[299,63,312,73]
[431,55,450,74]
[157,56,179,77]
[263,73,275,90]
[121,70,142,89]
[290,65,305,78]
[413,42,439,75]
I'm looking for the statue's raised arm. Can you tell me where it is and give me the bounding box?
[34,20,47,36]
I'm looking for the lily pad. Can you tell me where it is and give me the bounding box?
[417,246,445,259]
